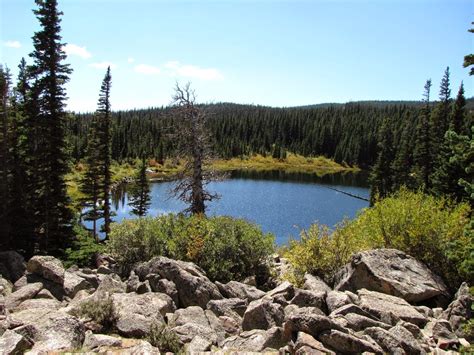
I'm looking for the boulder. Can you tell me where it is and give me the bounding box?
[135,257,222,308]
[242,298,284,331]
[0,276,13,297]
[0,251,25,283]
[26,256,65,285]
[13,298,61,312]
[326,290,352,313]
[332,313,391,332]
[334,249,449,304]
[319,329,384,354]
[216,280,265,301]
[113,292,175,338]
[207,298,248,320]
[5,283,43,310]
[290,289,326,311]
[266,281,295,301]
[357,289,428,326]
[365,326,424,354]
[303,273,331,293]
[63,271,91,298]
[294,331,335,355]
[186,335,213,352]
[284,305,325,321]
[95,274,126,296]
[136,280,152,294]
[441,282,473,338]
[222,326,285,352]
[34,288,55,300]
[83,330,122,350]
[283,313,347,341]
[0,329,32,354]
[126,271,140,292]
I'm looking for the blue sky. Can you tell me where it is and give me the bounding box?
[1,0,472,112]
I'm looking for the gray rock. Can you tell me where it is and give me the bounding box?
[0,276,13,297]
[135,257,222,308]
[335,312,392,331]
[97,265,114,274]
[169,306,210,328]
[294,331,335,355]
[63,271,91,298]
[83,330,122,350]
[390,323,429,353]
[0,251,25,283]
[5,283,43,310]
[283,313,347,340]
[290,289,326,311]
[242,298,284,330]
[136,280,152,294]
[222,327,285,352]
[13,298,61,312]
[27,256,65,285]
[441,282,473,338]
[284,305,325,321]
[113,292,175,338]
[126,271,140,292]
[365,326,424,354]
[186,335,213,352]
[334,249,449,304]
[423,319,458,342]
[173,323,218,345]
[34,288,55,300]
[216,280,266,301]
[303,273,331,293]
[319,329,384,354]
[148,276,179,306]
[95,274,126,296]
[266,281,295,301]
[0,329,32,354]
[326,290,352,313]
[357,289,428,326]
[207,298,248,319]
[22,311,85,354]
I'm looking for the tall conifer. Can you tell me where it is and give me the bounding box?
[29,0,73,255]
[129,158,151,217]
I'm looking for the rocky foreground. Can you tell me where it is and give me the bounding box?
[0,248,472,354]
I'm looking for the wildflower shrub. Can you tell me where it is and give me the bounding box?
[107,214,275,283]
[284,189,471,289]
[73,296,117,331]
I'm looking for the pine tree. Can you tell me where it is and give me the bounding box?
[129,158,151,217]
[369,118,395,205]
[391,120,412,190]
[413,79,433,190]
[451,82,467,135]
[464,22,474,76]
[96,67,112,239]
[0,66,12,249]
[29,0,73,256]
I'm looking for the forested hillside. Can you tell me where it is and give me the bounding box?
[68,97,473,169]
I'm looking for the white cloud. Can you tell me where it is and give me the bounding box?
[90,62,118,70]
[4,40,21,48]
[134,64,161,75]
[128,57,135,63]
[165,61,223,80]
[63,43,92,59]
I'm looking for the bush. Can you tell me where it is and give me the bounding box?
[148,322,182,353]
[73,296,117,331]
[107,214,275,283]
[63,223,105,268]
[284,188,471,289]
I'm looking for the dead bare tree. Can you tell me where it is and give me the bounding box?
[170,82,223,215]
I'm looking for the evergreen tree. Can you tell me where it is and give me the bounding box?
[451,82,468,134]
[28,0,73,255]
[0,66,12,249]
[96,67,112,239]
[369,118,395,205]
[129,158,151,217]
[391,119,412,190]
[413,79,433,190]
[463,22,474,76]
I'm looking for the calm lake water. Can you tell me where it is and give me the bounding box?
[93,170,370,245]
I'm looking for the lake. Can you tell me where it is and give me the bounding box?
[99,170,370,245]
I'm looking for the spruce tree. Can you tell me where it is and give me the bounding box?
[0,66,12,249]
[129,158,151,217]
[29,0,73,255]
[96,67,112,239]
[451,82,467,135]
[464,22,474,76]
[369,118,395,205]
[413,79,433,190]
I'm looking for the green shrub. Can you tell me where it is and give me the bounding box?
[148,322,182,353]
[285,188,471,289]
[107,214,275,282]
[63,223,105,268]
[74,296,117,331]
